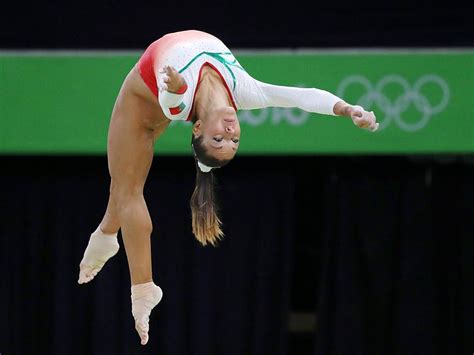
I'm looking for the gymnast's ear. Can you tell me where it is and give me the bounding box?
[192,120,203,137]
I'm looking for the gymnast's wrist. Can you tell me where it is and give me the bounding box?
[168,78,188,94]
[333,101,353,117]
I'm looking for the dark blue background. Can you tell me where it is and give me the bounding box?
[1,0,472,48]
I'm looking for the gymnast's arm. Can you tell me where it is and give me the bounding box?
[235,73,379,131]
[157,66,189,120]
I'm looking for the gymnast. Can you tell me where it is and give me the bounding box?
[77,30,378,345]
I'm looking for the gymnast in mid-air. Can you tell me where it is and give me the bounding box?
[77,30,378,345]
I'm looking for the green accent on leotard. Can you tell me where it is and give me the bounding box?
[178,51,245,90]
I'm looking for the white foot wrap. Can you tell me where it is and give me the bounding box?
[78,226,119,284]
[131,282,163,345]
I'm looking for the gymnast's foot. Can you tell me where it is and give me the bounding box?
[78,226,120,284]
[131,282,163,345]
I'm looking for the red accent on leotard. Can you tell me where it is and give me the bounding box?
[137,41,159,97]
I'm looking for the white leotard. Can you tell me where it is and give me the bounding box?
[155,30,342,121]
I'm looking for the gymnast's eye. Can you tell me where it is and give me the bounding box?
[213,137,223,142]
[232,138,240,143]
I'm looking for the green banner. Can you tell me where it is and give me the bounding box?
[0,50,472,154]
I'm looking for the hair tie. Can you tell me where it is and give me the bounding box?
[197,161,213,173]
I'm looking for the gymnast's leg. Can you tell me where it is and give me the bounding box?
[79,67,164,345]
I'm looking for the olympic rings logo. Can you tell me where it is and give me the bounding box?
[337,74,450,132]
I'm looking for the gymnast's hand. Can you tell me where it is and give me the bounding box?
[158,65,187,93]
[350,105,379,132]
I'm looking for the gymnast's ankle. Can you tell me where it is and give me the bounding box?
[77,226,120,284]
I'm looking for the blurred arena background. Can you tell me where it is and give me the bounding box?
[0,0,473,354]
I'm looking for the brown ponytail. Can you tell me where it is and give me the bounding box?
[190,135,230,246]
[190,167,223,246]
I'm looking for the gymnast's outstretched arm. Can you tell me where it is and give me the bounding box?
[235,74,379,131]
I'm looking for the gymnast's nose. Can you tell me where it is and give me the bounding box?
[225,126,234,133]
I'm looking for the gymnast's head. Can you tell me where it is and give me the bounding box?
[189,106,240,247]
[192,106,240,161]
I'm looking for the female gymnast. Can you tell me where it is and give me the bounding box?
[77,30,378,345]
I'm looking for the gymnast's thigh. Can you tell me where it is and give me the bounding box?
[106,72,159,189]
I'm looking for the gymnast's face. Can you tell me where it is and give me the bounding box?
[193,107,241,161]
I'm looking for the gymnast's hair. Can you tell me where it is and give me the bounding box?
[190,134,230,246]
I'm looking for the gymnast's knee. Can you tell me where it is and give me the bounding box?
[110,183,145,210]
[109,182,152,230]
[110,179,143,198]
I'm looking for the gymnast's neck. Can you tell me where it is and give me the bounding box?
[194,67,234,120]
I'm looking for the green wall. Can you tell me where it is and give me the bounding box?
[1,50,472,154]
